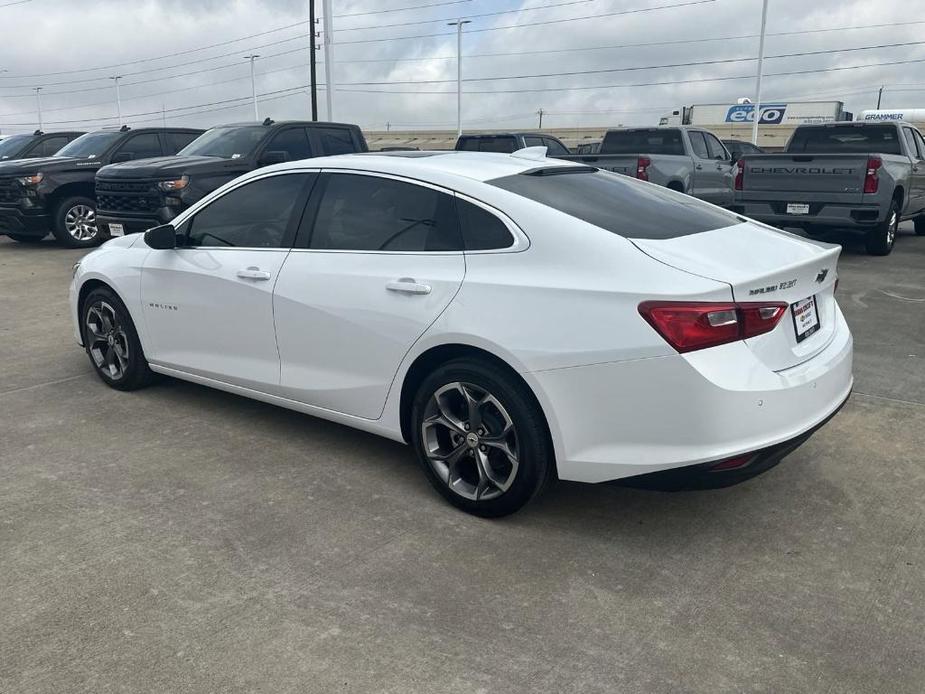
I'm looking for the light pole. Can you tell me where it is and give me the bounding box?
[309,0,318,120]
[110,76,123,125]
[537,108,545,129]
[244,55,260,121]
[448,19,471,139]
[751,0,769,146]
[877,85,884,109]
[34,87,43,131]
[322,0,335,120]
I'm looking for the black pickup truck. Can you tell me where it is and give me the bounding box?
[95,119,368,237]
[0,130,84,162]
[0,126,203,247]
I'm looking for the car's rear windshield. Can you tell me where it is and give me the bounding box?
[787,125,903,154]
[0,134,33,159]
[457,136,518,153]
[489,169,741,240]
[178,126,267,159]
[601,129,685,155]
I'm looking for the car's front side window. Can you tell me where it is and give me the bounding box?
[306,173,462,252]
[186,173,314,248]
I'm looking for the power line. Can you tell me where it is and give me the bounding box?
[335,0,715,45]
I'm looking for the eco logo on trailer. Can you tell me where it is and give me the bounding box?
[725,104,788,124]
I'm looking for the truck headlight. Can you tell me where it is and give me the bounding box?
[158,176,189,192]
[17,173,43,186]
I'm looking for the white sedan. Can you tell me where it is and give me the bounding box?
[70,150,853,516]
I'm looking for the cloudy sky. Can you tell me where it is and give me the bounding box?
[0,0,923,135]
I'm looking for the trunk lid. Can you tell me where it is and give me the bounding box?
[632,222,841,371]
[740,153,869,203]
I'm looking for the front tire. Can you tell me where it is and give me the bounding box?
[52,196,101,248]
[6,233,46,243]
[81,287,157,391]
[410,359,552,517]
[865,200,899,256]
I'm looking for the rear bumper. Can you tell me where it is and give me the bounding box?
[0,204,50,236]
[619,390,850,490]
[529,305,853,484]
[736,199,885,230]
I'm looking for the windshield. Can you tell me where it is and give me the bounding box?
[490,169,740,240]
[601,129,685,155]
[177,126,266,159]
[787,125,903,154]
[0,134,33,159]
[56,131,123,158]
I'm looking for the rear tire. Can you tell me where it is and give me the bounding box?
[915,215,925,236]
[81,287,158,391]
[410,358,553,517]
[865,200,899,256]
[666,182,685,194]
[6,233,46,243]
[52,196,101,248]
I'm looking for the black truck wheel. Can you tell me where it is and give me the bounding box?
[915,216,925,236]
[51,196,102,248]
[865,200,899,256]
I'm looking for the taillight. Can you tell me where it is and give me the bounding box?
[638,301,788,353]
[636,156,651,181]
[734,160,745,190]
[864,157,882,194]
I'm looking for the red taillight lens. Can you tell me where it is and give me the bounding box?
[864,157,882,194]
[734,160,745,190]
[636,156,651,181]
[638,301,788,353]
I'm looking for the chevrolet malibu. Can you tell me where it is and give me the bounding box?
[70,150,853,516]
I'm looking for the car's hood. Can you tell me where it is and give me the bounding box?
[97,155,243,179]
[0,156,98,175]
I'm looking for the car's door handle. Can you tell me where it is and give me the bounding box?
[695,164,703,170]
[237,267,272,281]
[386,278,432,295]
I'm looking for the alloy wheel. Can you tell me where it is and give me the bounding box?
[85,301,130,380]
[421,382,520,501]
[65,204,98,241]
[887,210,898,247]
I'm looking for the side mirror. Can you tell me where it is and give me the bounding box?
[258,150,288,167]
[111,152,133,163]
[729,152,740,164]
[144,224,177,249]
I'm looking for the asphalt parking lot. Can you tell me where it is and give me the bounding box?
[1,227,923,694]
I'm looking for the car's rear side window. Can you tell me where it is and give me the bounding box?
[601,129,685,155]
[456,199,514,250]
[489,170,740,240]
[787,125,903,154]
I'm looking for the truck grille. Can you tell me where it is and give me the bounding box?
[0,177,20,205]
[95,179,163,214]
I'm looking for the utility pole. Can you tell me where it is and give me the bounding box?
[309,0,318,120]
[751,0,769,146]
[877,85,884,109]
[322,0,335,120]
[244,55,260,121]
[448,19,471,139]
[34,87,43,130]
[110,76,123,125]
[537,108,545,129]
